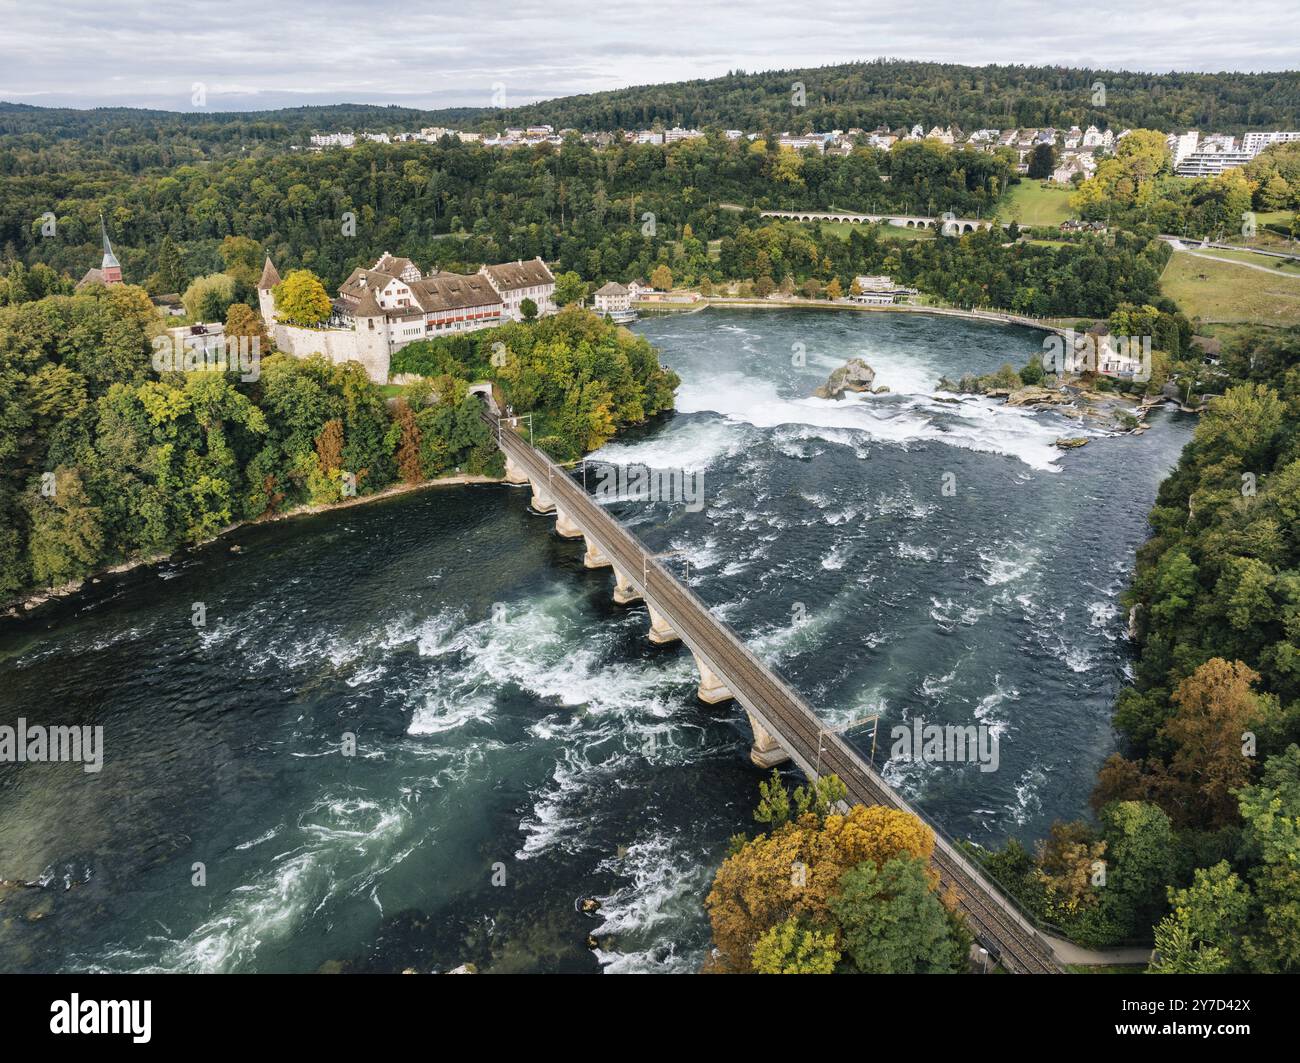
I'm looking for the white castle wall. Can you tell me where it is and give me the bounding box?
[271,323,391,384]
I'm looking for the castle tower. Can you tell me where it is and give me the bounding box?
[353,286,392,382]
[99,215,122,285]
[257,257,281,326]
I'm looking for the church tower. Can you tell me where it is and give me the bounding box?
[257,257,281,326]
[99,215,122,285]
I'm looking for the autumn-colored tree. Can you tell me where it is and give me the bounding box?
[316,418,344,474]
[1162,658,1275,827]
[225,302,269,351]
[825,277,843,300]
[650,264,673,291]
[751,916,840,974]
[393,398,423,484]
[705,799,934,972]
[25,467,104,586]
[273,269,332,327]
[1032,819,1107,921]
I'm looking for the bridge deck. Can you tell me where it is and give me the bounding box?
[487,412,1062,974]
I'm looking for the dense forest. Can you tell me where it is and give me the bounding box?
[0,130,1182,322]
[973,325,1300,972]
[461,60,1300,139]
[0,290,674,604]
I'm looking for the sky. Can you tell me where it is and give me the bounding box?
[2,0,1298,112]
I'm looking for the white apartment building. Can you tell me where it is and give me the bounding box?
[1242,131,1300,156]
[1176,147,1254,177]
[1167,131,1200,166]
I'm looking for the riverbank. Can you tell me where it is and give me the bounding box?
[3,472,506,618]
[637,296,1084,334]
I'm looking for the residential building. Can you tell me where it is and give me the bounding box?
[1242,131,1300,156]
[479,258,557,320]
[592,282,636,322]
[1176,146,1254,177]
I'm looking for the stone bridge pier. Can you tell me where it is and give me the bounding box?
[647,604,678,644]
[504,453,530,485]
[582,536,612,569]
[554,508,583,538]
[612,567,642,604]
[745,711,791,768]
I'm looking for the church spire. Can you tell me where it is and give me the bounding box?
[98,214,122,283]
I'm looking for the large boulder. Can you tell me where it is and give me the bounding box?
[814,358,876,399]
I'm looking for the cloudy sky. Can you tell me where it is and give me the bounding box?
[3,0,1298,112]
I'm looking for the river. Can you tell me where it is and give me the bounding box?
[0,308,1194,973]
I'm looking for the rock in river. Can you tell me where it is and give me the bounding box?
[814,358,876,400]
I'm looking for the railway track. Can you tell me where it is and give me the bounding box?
[486,412,1062,974]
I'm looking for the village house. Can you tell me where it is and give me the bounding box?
[850,274,917,305]
[593,282,636,322]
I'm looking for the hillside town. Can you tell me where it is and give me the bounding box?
[306,122,1300,184]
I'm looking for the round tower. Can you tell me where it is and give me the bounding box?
[257,257,282,325]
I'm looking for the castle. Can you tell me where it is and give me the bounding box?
[257,252,556,384]
[75,216,124,290]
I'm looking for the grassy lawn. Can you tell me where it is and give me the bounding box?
[1065,964,1148,974]
[1197,247,1300,275]
[1161,252,1300,326]
[1000,181,1075,227]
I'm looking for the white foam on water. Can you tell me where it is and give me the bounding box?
[978,544,1039,586]
[675,371,1067,471]
[974,675,1019,739]
[135,794,410,972]
[588,416,749,474]
[593,831,712,974]
[408,693,495,735]
[821,541,850,570]
[896,541,937,562]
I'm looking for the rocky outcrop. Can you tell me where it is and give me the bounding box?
[1005,386,1075,407]
[1055,437,1089,449]
[814,358,876,399]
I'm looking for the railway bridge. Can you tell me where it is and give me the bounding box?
[760,209,996,232]
[486,410,1062,974]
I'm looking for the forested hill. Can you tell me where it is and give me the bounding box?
[2,59,1298,162]
[463,60,1300,136]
